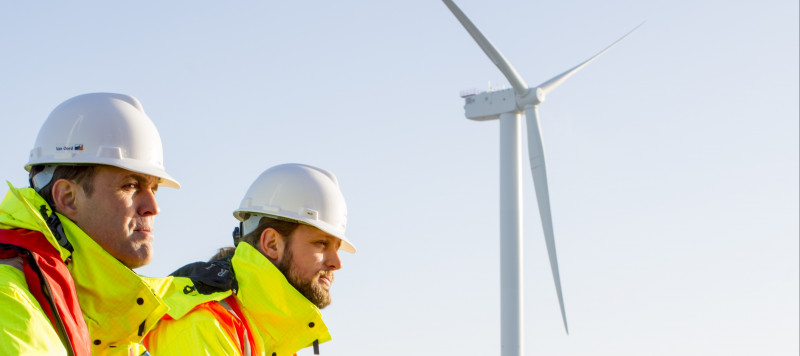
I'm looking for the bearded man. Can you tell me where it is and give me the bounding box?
[144,163,355,356]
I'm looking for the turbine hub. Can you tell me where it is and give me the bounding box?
[517,87,545,109]
[535,87,545,103]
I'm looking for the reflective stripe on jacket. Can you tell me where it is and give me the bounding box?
[0,183,171,355]
[0,259,67,355]
[144,243,332,356]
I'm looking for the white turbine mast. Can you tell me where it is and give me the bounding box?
[442,1,640,355]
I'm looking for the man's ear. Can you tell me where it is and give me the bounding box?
[259,228,284,262]
[51,179,79,219]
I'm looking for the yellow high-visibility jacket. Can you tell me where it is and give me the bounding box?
[145,242,332,356]
[0,183,171,355]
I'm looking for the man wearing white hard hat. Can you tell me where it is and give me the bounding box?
[144,163,355,356]
[0,93,180,355]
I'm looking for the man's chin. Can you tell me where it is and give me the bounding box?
[291,278,332,308]
[119,247,153,269]
[123,256,151,269]
[310,284,332,309]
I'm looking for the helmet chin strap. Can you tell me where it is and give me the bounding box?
[27,164,73,253]
[232,221,244,246]
[30,165,57,193]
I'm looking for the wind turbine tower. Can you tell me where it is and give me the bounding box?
[442,1,640,355]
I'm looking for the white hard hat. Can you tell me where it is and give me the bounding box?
[234,163,355,253]
[26,93,180,188]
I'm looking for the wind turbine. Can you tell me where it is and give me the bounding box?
[442,1,640,355]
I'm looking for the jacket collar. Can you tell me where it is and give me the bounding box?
[0,184,169,352]
[232,242,332,355]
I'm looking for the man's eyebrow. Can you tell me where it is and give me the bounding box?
[324,235,343,249]
[315,234,340,244]
[125,173,159,185]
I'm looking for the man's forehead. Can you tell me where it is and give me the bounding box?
[96,165,161,184]
[294,225,342,245]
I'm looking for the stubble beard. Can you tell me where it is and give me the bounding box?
[277,246,333,309]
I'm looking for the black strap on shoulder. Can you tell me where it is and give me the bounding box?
[171,256,238,295]
[39,205,73,254]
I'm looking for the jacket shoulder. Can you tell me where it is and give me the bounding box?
[145,304,242,356]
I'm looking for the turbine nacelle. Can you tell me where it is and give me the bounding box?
[462,87,544,121]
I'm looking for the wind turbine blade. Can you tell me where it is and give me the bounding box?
[524,105,569,334]
[537,22,644,96]
[442,0,529,96]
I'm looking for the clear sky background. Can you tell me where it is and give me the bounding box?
[1,1,797,355]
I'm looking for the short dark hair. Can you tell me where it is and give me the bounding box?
[240,215,301,250]
[29,165,97,211]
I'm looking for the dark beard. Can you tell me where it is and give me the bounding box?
[277,245,332,309]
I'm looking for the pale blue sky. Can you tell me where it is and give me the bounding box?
[1,1,797,355]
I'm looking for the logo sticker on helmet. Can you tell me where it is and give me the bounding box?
[55,144,84,151]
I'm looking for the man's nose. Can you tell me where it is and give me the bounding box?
[138,188,160,216]
[327,249,342,271]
